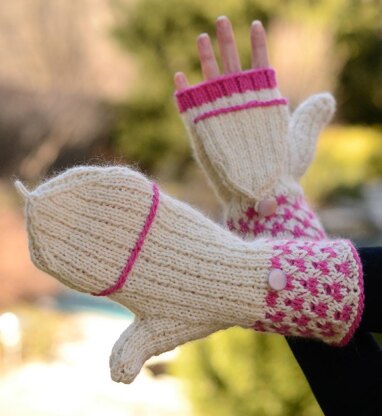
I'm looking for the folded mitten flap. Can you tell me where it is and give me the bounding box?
[176,68,289,201]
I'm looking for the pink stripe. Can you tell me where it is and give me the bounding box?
[336,241,365,346]
[92,183,160,297]
[193,98,288,123]
[175,68,277,112]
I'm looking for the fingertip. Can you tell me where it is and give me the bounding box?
[252,20,263,28]
[197,32,209,41]
[174,72,188,90]
[216,15,231,32]
[251,21,265,38]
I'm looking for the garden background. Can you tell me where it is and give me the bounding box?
[1,1,382,415]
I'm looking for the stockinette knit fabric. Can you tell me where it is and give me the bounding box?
[175,67,335,240]
[16,166,364,384]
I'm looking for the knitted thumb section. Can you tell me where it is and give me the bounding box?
[288,93,336,179]
[19,166,364,384]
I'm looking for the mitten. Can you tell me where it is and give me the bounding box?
[176,68,335,240]
[16,166,363,384]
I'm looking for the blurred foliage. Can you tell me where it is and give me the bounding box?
[303,126,382,204]
[171,328,322,416]
[335,0,382,123]
[112,0,382,175]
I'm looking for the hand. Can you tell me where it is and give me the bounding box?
[174,17,335,204]
[174,16,269,90]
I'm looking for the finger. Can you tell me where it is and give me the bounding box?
[197,33,220,80]
[174,72,189,90]
[216,16,241,74]
[251,20,270,68]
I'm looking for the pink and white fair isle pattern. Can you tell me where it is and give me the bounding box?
[254,239,364,345]
[175,68,364,344]
[228,194,364,344]
[227,194,326,241]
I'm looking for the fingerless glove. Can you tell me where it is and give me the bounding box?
[176,68,335,241]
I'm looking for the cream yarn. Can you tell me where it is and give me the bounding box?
[18,166,363,384]
[176,68,335,205]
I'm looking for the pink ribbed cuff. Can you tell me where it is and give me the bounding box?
[175,67,277,112]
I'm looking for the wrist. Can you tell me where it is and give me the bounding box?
[249,238,363,346]
[225,183,326,241]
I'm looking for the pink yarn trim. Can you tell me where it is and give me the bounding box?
[193,98,288,124]
[336,241,365,346]
[92,183,160,297]
[175,67,277,112]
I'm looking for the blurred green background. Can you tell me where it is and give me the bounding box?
[1,0,382,415]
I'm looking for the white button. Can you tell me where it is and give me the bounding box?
[268,269,287,291]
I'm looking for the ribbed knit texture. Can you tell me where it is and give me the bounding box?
[19,166,363,384]
[176,68,289,202]
[175,67,336,232]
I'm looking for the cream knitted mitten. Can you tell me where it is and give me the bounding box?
[17,166,363,384]
[176,68,335,240]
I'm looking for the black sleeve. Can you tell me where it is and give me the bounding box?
[285,246,382,416]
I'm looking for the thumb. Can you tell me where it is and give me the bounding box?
[289,93,336,178]
[109,317,224,384]
[110,318,154,384]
